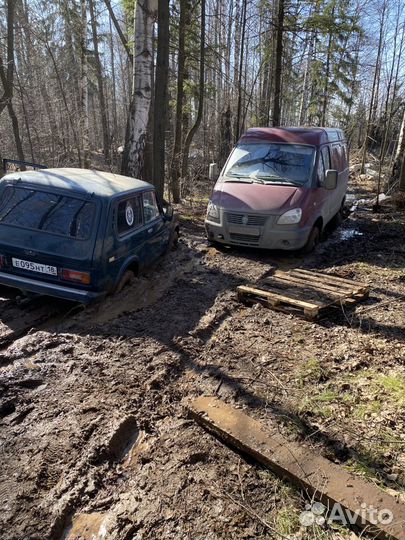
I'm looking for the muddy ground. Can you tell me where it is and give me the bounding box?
[0,177,404,540]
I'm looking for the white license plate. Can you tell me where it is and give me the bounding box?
[228,225,260,236]
[12,258,57,276]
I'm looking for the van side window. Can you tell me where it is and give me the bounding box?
[321,146,331,170]
[317,154,325,184]
[331,144,342,170]
[142,191,160,223]
[117,196,142,235]
[317,147,330,184]
[341,144,348,165]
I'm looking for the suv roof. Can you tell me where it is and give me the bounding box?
[239,127,345,146]
[1,168,152,198]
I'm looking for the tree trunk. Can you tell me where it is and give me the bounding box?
[109,16,118,158]
[360,0,386,174]
[89,0,110,163]
[80,0,90,167]
[234,0,247,141]
[218,106,232,169]
[181,0,205,182]
[320,7,335,127]
[375,10,403,205]
[299,33,314,125]
[152,0,170,200]
[169,0,189,202]
[121,0,158,178]
[392,106,405,182]
[272,0,284,127]
[0,0,15,117]
[7,102,25,163]
[399,153,405,192]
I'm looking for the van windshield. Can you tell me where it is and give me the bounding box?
[223,143,315,185]
[0,186,96,240]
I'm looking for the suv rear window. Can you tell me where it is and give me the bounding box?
[0,186,96,240]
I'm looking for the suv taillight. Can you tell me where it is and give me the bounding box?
[61,268,91,285]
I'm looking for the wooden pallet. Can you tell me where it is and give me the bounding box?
[237,268,370,319]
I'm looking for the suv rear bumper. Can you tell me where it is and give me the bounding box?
[0,271,104,304]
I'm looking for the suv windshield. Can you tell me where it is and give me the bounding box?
[223,143,315,185]
[0,186,96,240]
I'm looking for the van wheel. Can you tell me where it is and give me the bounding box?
[301,226,320,254]
[115,270,134,293]
[330,201,345,229]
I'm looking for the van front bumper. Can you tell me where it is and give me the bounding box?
[205,215,311,250]
[0,271,104,304]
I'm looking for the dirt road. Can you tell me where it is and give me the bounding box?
[1,192,404,540]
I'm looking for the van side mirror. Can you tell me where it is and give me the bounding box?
[324,169,338,190]
[209,163,218,182]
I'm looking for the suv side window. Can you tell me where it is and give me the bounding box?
[117,196,142,236]
[142,191,160,223]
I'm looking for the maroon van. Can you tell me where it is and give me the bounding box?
[205,127,348,252]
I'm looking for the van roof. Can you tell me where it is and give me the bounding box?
[1,168,153,198]
[238,127,345,146]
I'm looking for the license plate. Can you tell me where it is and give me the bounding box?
[12,258,57,276]
[228,225,260,236]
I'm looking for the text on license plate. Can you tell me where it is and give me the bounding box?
[12,258,57,276]
[228,225,260,236]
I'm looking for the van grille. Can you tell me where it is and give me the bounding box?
[226,213,267,226]
[229,233,261,245]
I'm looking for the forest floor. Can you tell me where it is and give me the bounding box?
[0,172,404,540]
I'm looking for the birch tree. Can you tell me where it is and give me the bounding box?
[121,0,158,178]
[80,0,90,167]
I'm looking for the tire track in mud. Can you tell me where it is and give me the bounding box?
[0,242,207,539]
[0,295,74,353]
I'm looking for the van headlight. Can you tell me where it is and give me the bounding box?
[277,208,302,225]
[207,201,220,223]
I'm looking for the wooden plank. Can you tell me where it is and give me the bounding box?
[292,269,369,292]
[286,273,365,297]
[189,397,405,540]
[273,270,358,294]
[270,273,351,298]
[259,283,338,312]
[237,285,320,315]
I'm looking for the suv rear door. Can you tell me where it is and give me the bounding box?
[142,190,169,263]
[107,193,146,283]
[0,184,99,286]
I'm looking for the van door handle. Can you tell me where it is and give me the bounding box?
[148,227,153,233]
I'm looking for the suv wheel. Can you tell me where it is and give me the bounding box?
[115,270,134,293]
[171,228,179,250]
